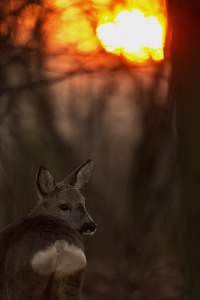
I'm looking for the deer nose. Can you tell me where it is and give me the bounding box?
[81,221,97,235]
[87,221,97,232]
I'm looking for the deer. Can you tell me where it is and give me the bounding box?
[0,159,96,300]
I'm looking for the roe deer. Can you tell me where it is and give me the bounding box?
[0,159,96,300]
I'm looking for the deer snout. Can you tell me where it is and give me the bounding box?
[80,221,97,235]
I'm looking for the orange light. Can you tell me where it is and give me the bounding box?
[43,1,99,53]
[13,0,167,64]
[96,2,167,63]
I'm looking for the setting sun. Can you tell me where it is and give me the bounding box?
[96,3,167,63]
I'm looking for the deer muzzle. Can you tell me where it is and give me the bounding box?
[80,221,97,235]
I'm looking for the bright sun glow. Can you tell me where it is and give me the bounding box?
[14,0,167,64]
[96,4,167,63]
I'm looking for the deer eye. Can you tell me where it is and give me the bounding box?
[59,204,70,211]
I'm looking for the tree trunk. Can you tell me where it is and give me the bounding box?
[168,1,200,299]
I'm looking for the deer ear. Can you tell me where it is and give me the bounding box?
[63,159,93,190]
[36,166,56,196]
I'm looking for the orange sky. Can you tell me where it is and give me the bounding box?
[14,0,167,63]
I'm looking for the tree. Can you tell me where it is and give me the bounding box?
[168,1,200,299]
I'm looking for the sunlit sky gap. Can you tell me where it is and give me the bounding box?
[14,0,167,64]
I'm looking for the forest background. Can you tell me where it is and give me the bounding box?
[0,1,200,299]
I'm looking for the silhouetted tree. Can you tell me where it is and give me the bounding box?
[168,1,200,299]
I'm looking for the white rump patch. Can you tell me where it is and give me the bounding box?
[31,240,86,276]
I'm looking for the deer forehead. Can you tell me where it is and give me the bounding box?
[55,187,85,203]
